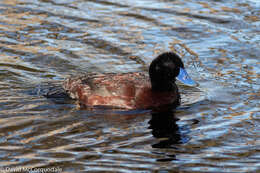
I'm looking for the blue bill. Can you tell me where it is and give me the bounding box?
[177,68,197,86]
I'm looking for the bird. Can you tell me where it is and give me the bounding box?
[62,52,196,110]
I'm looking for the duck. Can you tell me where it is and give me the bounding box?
[63,52,196,110]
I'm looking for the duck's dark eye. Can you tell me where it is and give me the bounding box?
[163,61,176,69]
[155,64,160,71]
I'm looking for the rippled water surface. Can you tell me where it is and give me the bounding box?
[0,0,259,172]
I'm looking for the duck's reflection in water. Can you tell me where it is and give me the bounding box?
[148,111,183,149]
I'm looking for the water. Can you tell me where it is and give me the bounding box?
[0,0,259,172]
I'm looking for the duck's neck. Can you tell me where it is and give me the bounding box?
[151,80,176,92]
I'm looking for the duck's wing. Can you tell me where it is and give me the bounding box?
[63,72,149,99]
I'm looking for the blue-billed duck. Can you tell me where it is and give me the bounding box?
[63,52,196,109]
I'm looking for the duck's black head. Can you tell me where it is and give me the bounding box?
[149,52,194,91]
